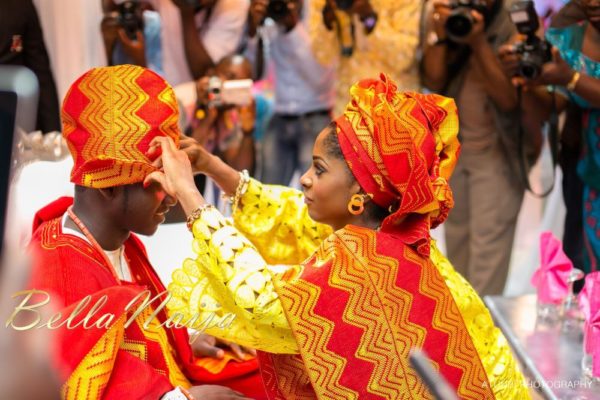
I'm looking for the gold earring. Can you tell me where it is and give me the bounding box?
[348,193,373,215]
[348,194,365,215]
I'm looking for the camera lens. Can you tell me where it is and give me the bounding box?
[267,0,289,20]
[445,11,474,39]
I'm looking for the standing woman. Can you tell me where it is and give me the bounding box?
[147,74,529,399]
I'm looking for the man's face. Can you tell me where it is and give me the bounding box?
[115,181,176,236]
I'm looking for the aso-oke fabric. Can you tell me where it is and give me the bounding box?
[61,65,180,188]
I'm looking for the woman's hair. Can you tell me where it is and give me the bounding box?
[323,122,390,223]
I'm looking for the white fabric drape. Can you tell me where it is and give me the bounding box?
[33,0,106,100]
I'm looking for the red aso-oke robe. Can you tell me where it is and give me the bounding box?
[27,197,265,399]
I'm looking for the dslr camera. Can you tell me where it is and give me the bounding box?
[445,0,488,41]
[509,0,551,80]
[117,0,144,41]
[207,77,253,108]
[266,0,291,21]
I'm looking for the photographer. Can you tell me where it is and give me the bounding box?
[500,0,600,275]
[101,0,163,74]
[188,55,257,195]
[313,0,421,114]
[246,0,336,185]
[101,0,248,85]
[190,56,257,173]
[420,0,535,295]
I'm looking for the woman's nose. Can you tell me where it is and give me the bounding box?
[300,171,311,188]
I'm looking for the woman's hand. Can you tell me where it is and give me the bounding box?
[179,135,216,174]
[533,47,575,87]
[144,136,205,215]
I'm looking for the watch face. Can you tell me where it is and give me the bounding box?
[362,16,376,29]
[427,31,440,46]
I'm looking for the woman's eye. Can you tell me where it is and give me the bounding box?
[314,165,324,176]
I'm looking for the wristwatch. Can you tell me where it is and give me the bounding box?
[361,13,378,31]
[427,31,448,47]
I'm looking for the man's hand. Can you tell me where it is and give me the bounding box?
[187,385,251,399]
[498,43,520,80]
[117,29,147,67]
[248,0,268,37]
[457,10,486,48]
[431,0,451,40]
[191,333,257,360]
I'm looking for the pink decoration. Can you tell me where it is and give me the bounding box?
[531,231,573,304]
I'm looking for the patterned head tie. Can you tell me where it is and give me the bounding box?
[61,64,180,188]
[335,73,460,256]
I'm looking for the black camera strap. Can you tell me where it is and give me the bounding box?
[516,85,559,197]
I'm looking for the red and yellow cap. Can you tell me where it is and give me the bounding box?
[61,65,180,188]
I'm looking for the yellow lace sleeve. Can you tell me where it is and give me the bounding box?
[167,206,299,354]
[232,178,332,265]
[429,241,531,400]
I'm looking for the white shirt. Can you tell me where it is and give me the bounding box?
[245,17,336,115]
[61,214,132,282]
[149,0,249,86]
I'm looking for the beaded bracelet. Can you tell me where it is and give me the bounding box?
[221,169,250,215]
[186,204,215,232]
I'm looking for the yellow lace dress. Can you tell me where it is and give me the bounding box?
[167,179,530,399]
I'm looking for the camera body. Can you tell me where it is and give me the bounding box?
[509,0,552,79]
[445,0,488,41]
[335,0,354,11]
[207,77,253,108]
[117,1,144,41]
[266,0,291,21]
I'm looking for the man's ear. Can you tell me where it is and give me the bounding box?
[98,186,120,200]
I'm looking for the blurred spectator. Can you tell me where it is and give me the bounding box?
[101,0,164,74]
[311,0,421,115]
[551,1,586,271]
[148,0,249,86]
[502,0,600,274]
[188,55,257,194]
[0,0,60,133]
[246,0,336,185]
[421,0,539,295]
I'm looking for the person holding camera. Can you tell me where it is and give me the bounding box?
[311,0,422,115]
[147,0,249,86]
[101,0,164,74]
[420,0,537,296]
[188,55,258,198]
[246,0,336,185]
[499,0,600,275]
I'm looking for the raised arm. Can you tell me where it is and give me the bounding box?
[145,137,298,353]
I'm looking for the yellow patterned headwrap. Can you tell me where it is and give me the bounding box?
[61,65,180,188]
[335,73,460,256]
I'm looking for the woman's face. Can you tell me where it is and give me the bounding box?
[300,128,360,230]
[583,0,600,29]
